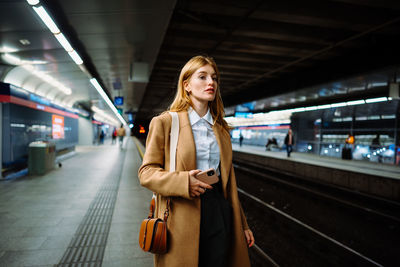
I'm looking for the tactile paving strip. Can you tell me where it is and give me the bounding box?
[56,149,126,266]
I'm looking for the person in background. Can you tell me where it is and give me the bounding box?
[117,124,126,148]
[342,133,355,160]
[99,129,105,145]
[371,134,382,162]
[266,137,278,151]
[239,133,244,147]
[372,134,380,148]
[346,133,355,145]
[111,127,117,145]
[138,55,254,267]
[284,129,294,157]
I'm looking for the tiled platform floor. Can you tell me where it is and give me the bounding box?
[0,137,153,267]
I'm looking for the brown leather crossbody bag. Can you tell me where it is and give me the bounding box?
[138,112,179,254]
[138,197,170,254]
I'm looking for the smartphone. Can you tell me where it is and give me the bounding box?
[196,168,219,185]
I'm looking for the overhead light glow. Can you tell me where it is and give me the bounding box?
[0,46,18,53]
[54,33,73,52]
[26,0,40,5]
[68,51,83,65]
[317,104,331,110]
[346,100,365,106]
[32,6,60,33]
[19,39,31,45]
[2,53,47,65]
[305,106,318,111]
[330,102,347,108]
[291,107,306,113]
[22,65,72,95]
[90,78,126,125]
[365,97,388,103]
[370,82,387,87]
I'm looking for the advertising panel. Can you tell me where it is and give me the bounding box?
[52,114,65,139]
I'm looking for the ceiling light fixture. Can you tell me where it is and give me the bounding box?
[330,102,347,108]
[27,1,124,124]
[54,33,73,52]
[19,39,31,45]
[68,50,83,65]
[0,46,18,53]
[32,6,60,33]
[90,78,126,125]
[2,53,47,65]
[26,0,40,5]
[22,65,72,95]
[30,4,84,65]
[365,97,388,103]
[346,100,365,106]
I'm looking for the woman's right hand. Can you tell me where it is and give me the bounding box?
[188,170,213,198]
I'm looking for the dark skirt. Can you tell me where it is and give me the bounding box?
[199,180,232,267]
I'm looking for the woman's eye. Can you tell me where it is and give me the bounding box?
[199,76,205,80]
[212,77,217,81]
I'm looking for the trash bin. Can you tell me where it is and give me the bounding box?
[28,141,56,175]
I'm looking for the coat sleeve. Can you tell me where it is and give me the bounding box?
[138,115,191,199]
[239,203,249,230]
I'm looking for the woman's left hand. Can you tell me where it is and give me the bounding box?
[244,229,255,247]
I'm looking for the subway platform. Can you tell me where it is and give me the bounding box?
[0,137,153,267]
[232,143,400,201]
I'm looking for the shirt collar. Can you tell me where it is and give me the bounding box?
[188,107,214,126]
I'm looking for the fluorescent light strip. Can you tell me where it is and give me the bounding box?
[90,78,126,125]
[305,106,318,111]
[29,4,83,66]
[2,53,47,65]
[0,46,18,53]
[54,33,73,52]
[32,6,60,33]
[346,100,365,106]
[330,102,347,107]
[68,51,83,65]
[365,97,388,103]
[28,2,124,124]
[27,0,40,5]
[22,65,72,95]
[317,104,332,110]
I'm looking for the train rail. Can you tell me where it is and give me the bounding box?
[235,160,400,267]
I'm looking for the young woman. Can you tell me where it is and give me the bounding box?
[138,55,254,267]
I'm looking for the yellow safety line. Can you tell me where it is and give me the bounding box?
[134,138,144,159]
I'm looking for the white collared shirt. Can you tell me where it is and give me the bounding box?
[188,107,220,175]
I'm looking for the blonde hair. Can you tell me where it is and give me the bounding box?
[169,55,231,132]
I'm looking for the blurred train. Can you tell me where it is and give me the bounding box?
[229,99,400,165]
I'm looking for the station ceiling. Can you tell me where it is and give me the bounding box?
[1,0,400,126]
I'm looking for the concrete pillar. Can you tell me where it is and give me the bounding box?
[78,117,94,146]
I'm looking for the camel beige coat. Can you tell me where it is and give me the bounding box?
[138,111,251,267]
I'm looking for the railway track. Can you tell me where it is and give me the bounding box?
[236,160,400,267]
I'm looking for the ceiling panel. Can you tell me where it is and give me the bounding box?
[136,0,400,124]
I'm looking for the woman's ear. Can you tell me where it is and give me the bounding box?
[183,80,190,93]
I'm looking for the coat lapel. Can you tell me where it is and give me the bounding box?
[176,111,196,171]
[212,123,231,195]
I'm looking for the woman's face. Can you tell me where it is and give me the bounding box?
[184,64,218,106]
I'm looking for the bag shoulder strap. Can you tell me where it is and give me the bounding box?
[149,112,179,219]
[168,111,179,172]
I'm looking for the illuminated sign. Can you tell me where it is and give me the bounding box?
[52,114,65,139]
[115,97,123,105]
